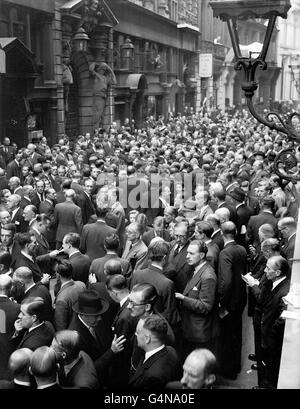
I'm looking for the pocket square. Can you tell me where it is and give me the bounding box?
[192,286,198,290]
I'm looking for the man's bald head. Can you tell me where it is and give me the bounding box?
[104,259,123,276]
[215,208,230,224]
[181,349,217,389]
[14,267,33,284]
[0,274,13,294]
[9,348,33,376]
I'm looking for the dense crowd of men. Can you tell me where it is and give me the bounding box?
[0,107,299,390]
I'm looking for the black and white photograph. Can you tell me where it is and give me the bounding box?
[0,0,300,398]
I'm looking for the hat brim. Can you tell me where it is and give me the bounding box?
[72,297,109,316]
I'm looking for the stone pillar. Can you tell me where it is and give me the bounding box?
[207,77,214,110]
[53,2,65,140]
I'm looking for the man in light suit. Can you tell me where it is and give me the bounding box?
[128,315,180,390]
[175,240,217,361]
[80,206,116,262]
[54,189,83,249]
[122,222,148,272]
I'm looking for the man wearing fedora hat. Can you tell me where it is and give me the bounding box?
[68,289,126,385]
[228,187,253,247]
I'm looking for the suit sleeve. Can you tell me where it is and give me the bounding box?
[161,282,180,327]
[79,226,87,254]
[54,300,69,331]
[75,207,83,234]
[182,276,217,315]
[218,251,234,308]
[246,218,254,245]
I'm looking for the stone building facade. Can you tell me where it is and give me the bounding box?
[0,0,202,145]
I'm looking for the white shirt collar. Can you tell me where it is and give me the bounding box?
[151,263,163,271]
[69,250,80,258]
[193,261,206,276]
[21,250,34,263]
[29,321,44,333]
[144,344,165,363]
[211,228,221,238]
[272,276,287,291]
[236,203,244,209]
[11,208,19,219]
[204,239,212,245]
[78,314,90,330]
[288,232,296,242]
[14,379,31,386]
[37,382,58,389]
[24,283,36,294]
[120,294,130,308]
[224,240,235,247]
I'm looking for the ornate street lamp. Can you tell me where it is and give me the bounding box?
[73,27,90,53]
[121,37,134,70]
[209,0,300,182]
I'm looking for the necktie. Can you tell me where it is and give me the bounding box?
[173,245,180,257]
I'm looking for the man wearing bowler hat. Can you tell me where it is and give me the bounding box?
[228,187,253,247]
[68,289,126,385]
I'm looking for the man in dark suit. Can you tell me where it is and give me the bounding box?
[30,214,51,260]
[7,194,28,233]
[12,297,55,350]
[164,222,193,293]
[51,330,99,389]
[0,137,15,165]
[13,267,53,323]
[6,149,22,180]
[39,188,57,249]
[68,289,126,384]
[246,196,277,249]
[0,275,20,380]
[54,189,83,249]
[217,221,248,380]
[260,256,290,388]
[131,240,180,329]
[11,232,42,282]
[106,274,139,387]
[89,233,131,282]
[128,315,180,390]
[53,260,86,331]
[194,221,220,272]
[175,240,217,360]
[0,168,8,191]
[8,176,24,197]
[228,187,253,247]
[80,206,116,262]
[278,217,296,267]
[205,214,224,251]
[79,178,96,225]
[63,233,91,285]
[30,179,45,209]
[142,216,171,246]
[0,348,33,389]
[210,182,237,224]
[0,223,20,267]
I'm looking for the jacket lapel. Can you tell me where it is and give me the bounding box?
[183,262,208,295]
